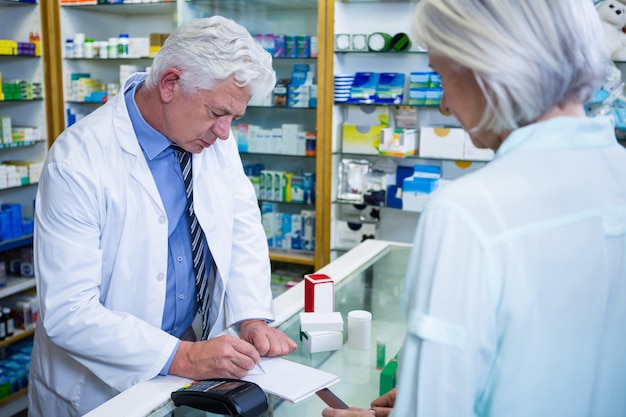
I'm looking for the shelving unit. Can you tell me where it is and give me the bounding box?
[179,0,330,270]
[58,1,176,125]
[53,0,334,270]
[327,0,494,260]
[0,1,50,414]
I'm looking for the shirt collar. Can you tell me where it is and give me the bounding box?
[495,116,617,159]
[125,80,174,160]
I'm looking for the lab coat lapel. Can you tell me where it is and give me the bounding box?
[192,149,233,288]
[111,80,166,214]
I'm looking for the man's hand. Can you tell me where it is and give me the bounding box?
[169,335,260,380]
[239,319,298,357]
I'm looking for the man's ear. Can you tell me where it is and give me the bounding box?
[159,68,182,103]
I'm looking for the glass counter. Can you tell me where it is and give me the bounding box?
[86,240,412,417]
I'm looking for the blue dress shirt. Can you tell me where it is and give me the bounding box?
[125,81,201,373]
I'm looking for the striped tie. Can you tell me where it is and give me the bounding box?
[175,147,211,340]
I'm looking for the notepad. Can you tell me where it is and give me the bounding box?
[242,357,340,403]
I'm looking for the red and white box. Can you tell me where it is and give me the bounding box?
[304,273,334,313]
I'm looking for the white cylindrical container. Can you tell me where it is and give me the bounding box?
[73,33,85,58]
[84,38,94,59]
[108,37,119,59]
[348,310,372,350]
[98,41,108,59]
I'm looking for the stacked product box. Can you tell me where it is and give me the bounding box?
[408,71,442,106]
[1,80,42,101]
[261,203,315,252]
[0,339,33,401]
[288,64,316,108]
[254,33,318,58]
[234,123,310,156]
[0,203,22,241]
[299,274,343,353]
[254,169,315,205]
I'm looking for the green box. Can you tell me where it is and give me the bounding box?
[379,352,399,396]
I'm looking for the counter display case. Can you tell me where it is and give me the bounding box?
[85,239,412,417]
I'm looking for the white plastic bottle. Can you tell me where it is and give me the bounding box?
[108,37,118,59]
[73,33,85,58]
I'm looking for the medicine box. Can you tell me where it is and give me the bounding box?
[420,127,495,161]
[335,221,377,249]
[0,115,12,144]
[375,73,405,104]
[402,164,442,212]
[342,124,382,155]
[128,37,150,58]
[301,210,315,252]
[304,273,334,313]
[299,311,344,332]
[290,214,302,250]
[464,137,495,161]
[301,330,343,353]
[378,128,418,157]
[379,352,399,396]
[348,72,380,104]
[419,127,466,160]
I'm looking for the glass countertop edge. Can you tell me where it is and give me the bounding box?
[83,375,190,417]
[84,239,412,417]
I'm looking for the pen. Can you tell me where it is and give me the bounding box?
[255,362,266,375]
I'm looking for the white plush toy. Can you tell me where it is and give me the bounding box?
[596,0,626,61]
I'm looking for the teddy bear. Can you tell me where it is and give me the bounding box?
[596,0,626,61]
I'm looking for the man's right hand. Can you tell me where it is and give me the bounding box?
[169,334,261,380]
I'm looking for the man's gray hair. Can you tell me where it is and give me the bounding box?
[145,16,276,98]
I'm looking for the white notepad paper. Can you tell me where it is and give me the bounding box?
[242,357,340,403]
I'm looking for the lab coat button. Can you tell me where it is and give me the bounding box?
[158,215,166,224]
[157,272,165,281]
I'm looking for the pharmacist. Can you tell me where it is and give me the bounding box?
[28,16,296,417]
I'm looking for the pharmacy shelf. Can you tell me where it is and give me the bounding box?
[269,249,315,266]
[0,326,35,349]
[0,0,36,6]
[0,140,45,149]
[0,275,36,299]
[183,0,317,11]
[60,1,176,15]
[0,387,28,414]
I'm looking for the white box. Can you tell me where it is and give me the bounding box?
[379,128,418,156]
[299,311,344,332]
[128,37,150,58]
[419,127,465,160]
[0,115,12,144]
[464,136,495,161]
[335,221,377,249]
[301,330,343,353]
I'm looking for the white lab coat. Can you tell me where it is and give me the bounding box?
[28,74,275,417]
[392,116,626,416]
